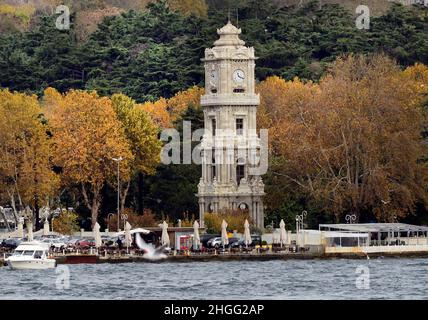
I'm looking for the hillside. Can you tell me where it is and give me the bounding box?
[1,0,426,100]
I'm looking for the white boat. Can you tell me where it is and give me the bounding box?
[5,241,56,270]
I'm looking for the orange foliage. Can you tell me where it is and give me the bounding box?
[45,88,133,226]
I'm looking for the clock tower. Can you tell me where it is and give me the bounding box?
[197,21,265,229]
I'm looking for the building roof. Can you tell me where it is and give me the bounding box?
[319,223,428,233]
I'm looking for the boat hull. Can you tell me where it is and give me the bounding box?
[7,258,56,270]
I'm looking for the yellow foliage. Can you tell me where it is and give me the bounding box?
[138,98,172,129]
[52,210,80,235]
[0,4,36,25]
[112,93,162,175]
[166,86,204,122]
[204,209,252,234]
[45,88,133,225]
[0,89,58,208]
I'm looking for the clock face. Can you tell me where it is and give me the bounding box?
[210,70,218,85]
[233,69,245,83]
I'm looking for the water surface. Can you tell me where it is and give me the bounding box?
[1,258,427,299]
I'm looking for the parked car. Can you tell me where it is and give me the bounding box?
[207,237,239,249]
[76,238,95,247]
[41,238,67,250]
[1,237,22,249]
[200,234,220,248]
[230,235,262,248]
[101,236,115,246]
[65,237,81,248]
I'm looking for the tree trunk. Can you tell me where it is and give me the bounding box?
[137,173,145,214]
[8,191,19,225]
[120,180,131,214]
[91,201,100,229]
[34,194,40,231]
[0,207,11,231]
[82,184,101,229]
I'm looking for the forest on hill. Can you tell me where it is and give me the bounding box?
[0,0,428,230]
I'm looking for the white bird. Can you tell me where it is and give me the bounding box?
[135,232,168,261]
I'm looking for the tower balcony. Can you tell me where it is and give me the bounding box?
[201,93,260,107]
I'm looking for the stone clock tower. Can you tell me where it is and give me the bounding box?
[197,21,265,229]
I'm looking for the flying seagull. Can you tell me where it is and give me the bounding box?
[135,232,168,261]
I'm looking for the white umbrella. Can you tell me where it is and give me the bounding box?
[125,221,132,248]
[43,219,50,236]
[93,222,102,248]
[193,220,201,250]
[26,220,33,242]
[161,221,170,247]
[244,219,252,248]
[221,220,229,248]
[279,219,287,247]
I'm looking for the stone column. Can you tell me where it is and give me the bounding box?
[17,218,24,238]
[43,219,50,236]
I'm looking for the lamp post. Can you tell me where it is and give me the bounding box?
[345,214,356,224]
[295,210,307,247]
[112,157,123,231]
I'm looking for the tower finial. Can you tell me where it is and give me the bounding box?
[227,0,231,22]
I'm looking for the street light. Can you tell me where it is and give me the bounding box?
[296,210,307,247]
[345,214,356,224]
[112,156,123,231]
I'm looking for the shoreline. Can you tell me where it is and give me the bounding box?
[18,251,428,265]
[3,251,428,267]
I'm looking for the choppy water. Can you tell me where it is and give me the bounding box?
[1,258,428,299]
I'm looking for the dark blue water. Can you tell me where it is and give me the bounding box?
[1,258,427,299]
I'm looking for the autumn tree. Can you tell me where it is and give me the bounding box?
[111,93,161,213]
[138,98,172,129]
[52,210,80,235]
[0,89,58,230]
[45,88,133,227]
[260,55,428,223]
[166,86,204,122]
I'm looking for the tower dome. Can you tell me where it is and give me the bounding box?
[214,21,246,47]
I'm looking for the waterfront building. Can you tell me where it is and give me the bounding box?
[319,223,428,254]
[197,21,265,229]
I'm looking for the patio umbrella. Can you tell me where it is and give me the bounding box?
[161,221,170,247]
[43,219,50,236]
[221,220,229,248]
[279,219,287,247]
[93,222,102,248]
[125,221,132,248]
[193,220,201,250]
[244,219,252,248]
[27,220,34,242]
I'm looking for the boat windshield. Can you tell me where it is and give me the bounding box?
[34,251,44,259]
[22,250,35,256]
[12,250,23,256]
